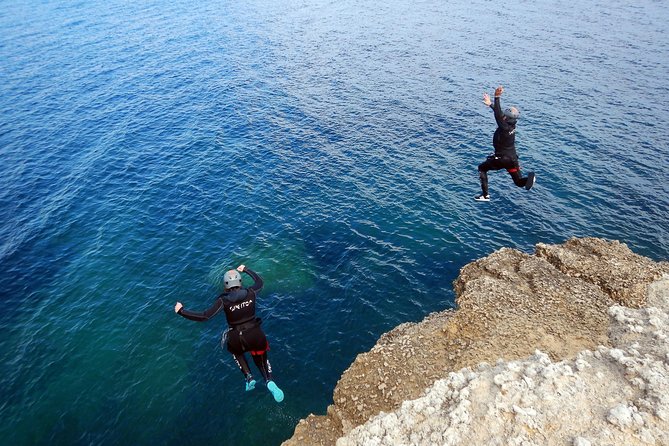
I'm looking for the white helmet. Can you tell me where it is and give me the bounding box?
[223,269,242,289]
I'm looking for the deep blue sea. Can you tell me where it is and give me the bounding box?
[1,0,668,444]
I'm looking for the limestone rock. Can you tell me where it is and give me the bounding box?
[282,238,669,446]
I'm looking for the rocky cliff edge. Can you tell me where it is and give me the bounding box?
[282,237,669,446]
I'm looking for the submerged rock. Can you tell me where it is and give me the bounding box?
[282,238,669,446]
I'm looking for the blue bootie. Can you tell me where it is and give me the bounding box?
[267,381,284,403]
[245,379,256,392]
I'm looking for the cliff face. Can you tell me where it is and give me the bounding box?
[339,276,669,445]
[282,238,669,446]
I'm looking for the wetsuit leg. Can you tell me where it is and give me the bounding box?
[233,353,253,378]
[251,352,273,383]
[226,330,253,380]
[242,326,272,383]
[505,158,528,188]
[479,170,489,197]
[508,170,528,188]
[478,156,506,196]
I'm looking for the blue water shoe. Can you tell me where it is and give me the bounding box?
[245,378,256,392]
[267,381,284,403]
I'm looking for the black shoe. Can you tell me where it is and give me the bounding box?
[525,172,536,190]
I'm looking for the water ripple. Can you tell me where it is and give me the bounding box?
[1,0,668,444]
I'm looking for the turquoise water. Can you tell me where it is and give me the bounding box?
[1,0,668,444]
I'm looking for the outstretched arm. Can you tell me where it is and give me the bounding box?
[490,85,510,130]
[237,264,264,292]
[483,92,492,107]
[483,85,503,107]
[174,297,225,321]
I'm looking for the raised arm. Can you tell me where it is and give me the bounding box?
[174,297,224,322]
[491,86,511,130]
[237,264,263,292]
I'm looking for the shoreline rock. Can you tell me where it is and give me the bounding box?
[282,237,669,446]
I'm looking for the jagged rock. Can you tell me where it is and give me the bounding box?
[282,238,669,446]
[338,276,669,445]
[535,237,669,308]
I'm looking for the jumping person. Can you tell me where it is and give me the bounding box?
[476,85,535,201]
[174,264,284,403]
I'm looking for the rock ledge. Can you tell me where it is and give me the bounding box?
[283,237,669,446]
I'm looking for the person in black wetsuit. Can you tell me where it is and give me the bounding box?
[476,85,535,201]
[174,264,284,402]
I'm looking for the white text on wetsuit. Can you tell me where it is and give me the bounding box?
[229,299,252,312]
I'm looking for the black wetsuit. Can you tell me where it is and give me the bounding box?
[478,96,529,196]
[177,268,274,383]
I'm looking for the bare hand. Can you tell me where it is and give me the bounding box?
[483,92,492,107]
[174,302,183,313]
[236,264,246,272]
[494,85,504,97]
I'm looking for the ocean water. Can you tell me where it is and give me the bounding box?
[1,0,668,444]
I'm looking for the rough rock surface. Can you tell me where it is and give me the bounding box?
[338,277,669,445]
[282,238,669,446]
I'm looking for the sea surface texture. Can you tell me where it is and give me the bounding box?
[1,0,667,444]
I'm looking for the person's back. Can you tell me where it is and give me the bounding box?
[221,272,260,327]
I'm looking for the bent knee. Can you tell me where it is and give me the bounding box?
[510,175,525,187]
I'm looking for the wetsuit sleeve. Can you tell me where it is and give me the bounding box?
[178,297,225,322]
[493,96,510,131]
[243,268,264,292]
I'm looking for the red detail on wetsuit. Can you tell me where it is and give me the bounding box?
[506,167,519,173]
[250,341,270,356]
